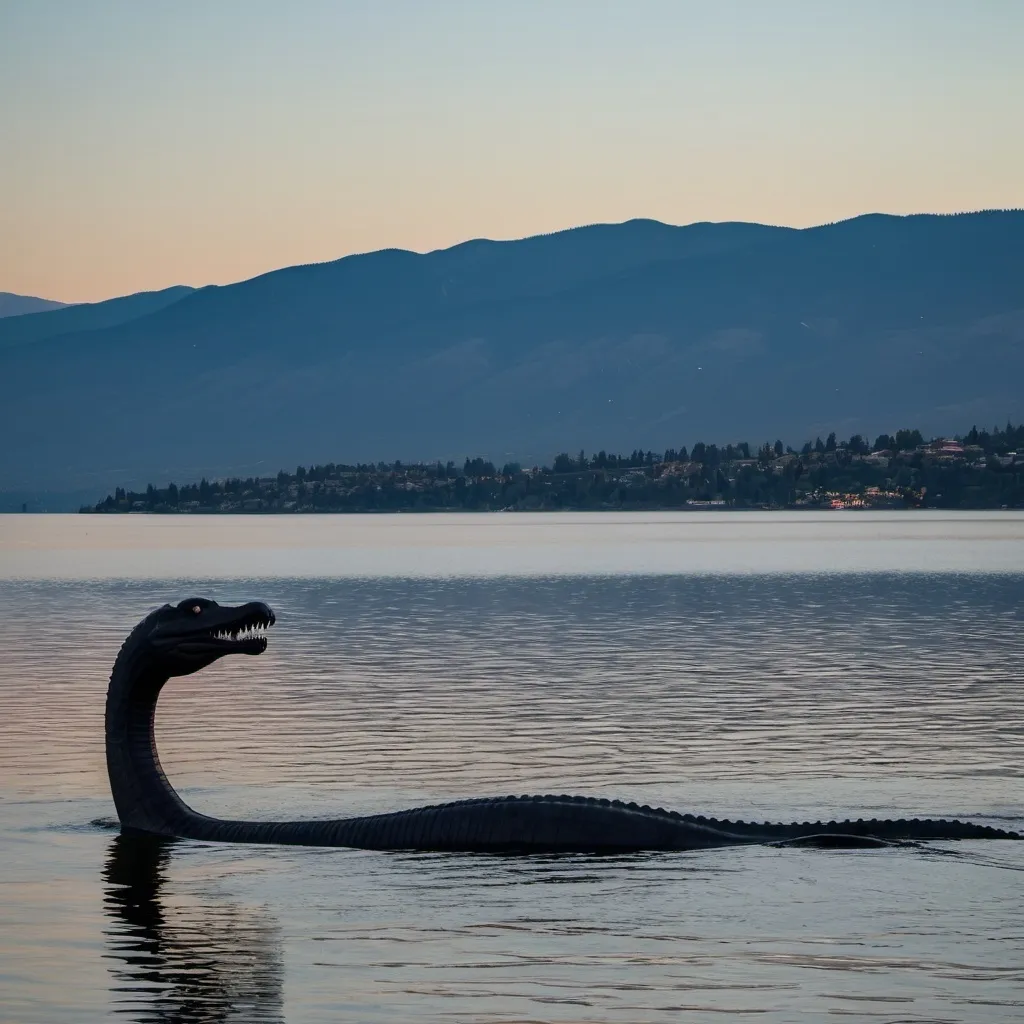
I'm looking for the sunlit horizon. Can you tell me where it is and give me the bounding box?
[3,1,1023,303]
[11,205,1024,307]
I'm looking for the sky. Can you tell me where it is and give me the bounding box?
[2,0,1023,303]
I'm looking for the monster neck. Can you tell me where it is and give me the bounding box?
[105,646,208,837]
[104,642,311,844]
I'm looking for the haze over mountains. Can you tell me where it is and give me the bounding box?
[0,286,194,350]
[0,292,67,318]
[2,211,1022,508]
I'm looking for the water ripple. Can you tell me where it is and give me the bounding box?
[1,569,1022,1022]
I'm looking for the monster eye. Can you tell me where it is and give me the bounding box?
[192,605,202,614]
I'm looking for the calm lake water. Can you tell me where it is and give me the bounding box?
[1,512,1022,1022]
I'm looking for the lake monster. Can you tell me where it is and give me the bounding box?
[106,599,1021,851]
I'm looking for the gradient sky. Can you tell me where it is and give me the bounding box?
[2,0,1023,303]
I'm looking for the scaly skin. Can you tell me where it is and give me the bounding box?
[106,599,1021,852]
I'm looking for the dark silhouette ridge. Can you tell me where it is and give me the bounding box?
[0,291,67,318]
[3,211,1023,492]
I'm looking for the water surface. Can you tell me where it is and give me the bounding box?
[1,512,1022,1022]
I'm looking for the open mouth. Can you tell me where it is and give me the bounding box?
[173,602,276,656]
[208,620,272,654]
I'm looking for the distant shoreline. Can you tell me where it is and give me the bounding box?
[67,505,1021,515]
[10,505,1024,516]
[79,423,1023,515]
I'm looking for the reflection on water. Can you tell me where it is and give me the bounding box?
[103,836,283,1023]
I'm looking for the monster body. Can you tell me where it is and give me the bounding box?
[105,599,1021,852]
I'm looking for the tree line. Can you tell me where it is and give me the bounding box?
[83,421,1024,514]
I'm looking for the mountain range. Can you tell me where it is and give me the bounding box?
[2,211,1023,509]
[0,292,67,318]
